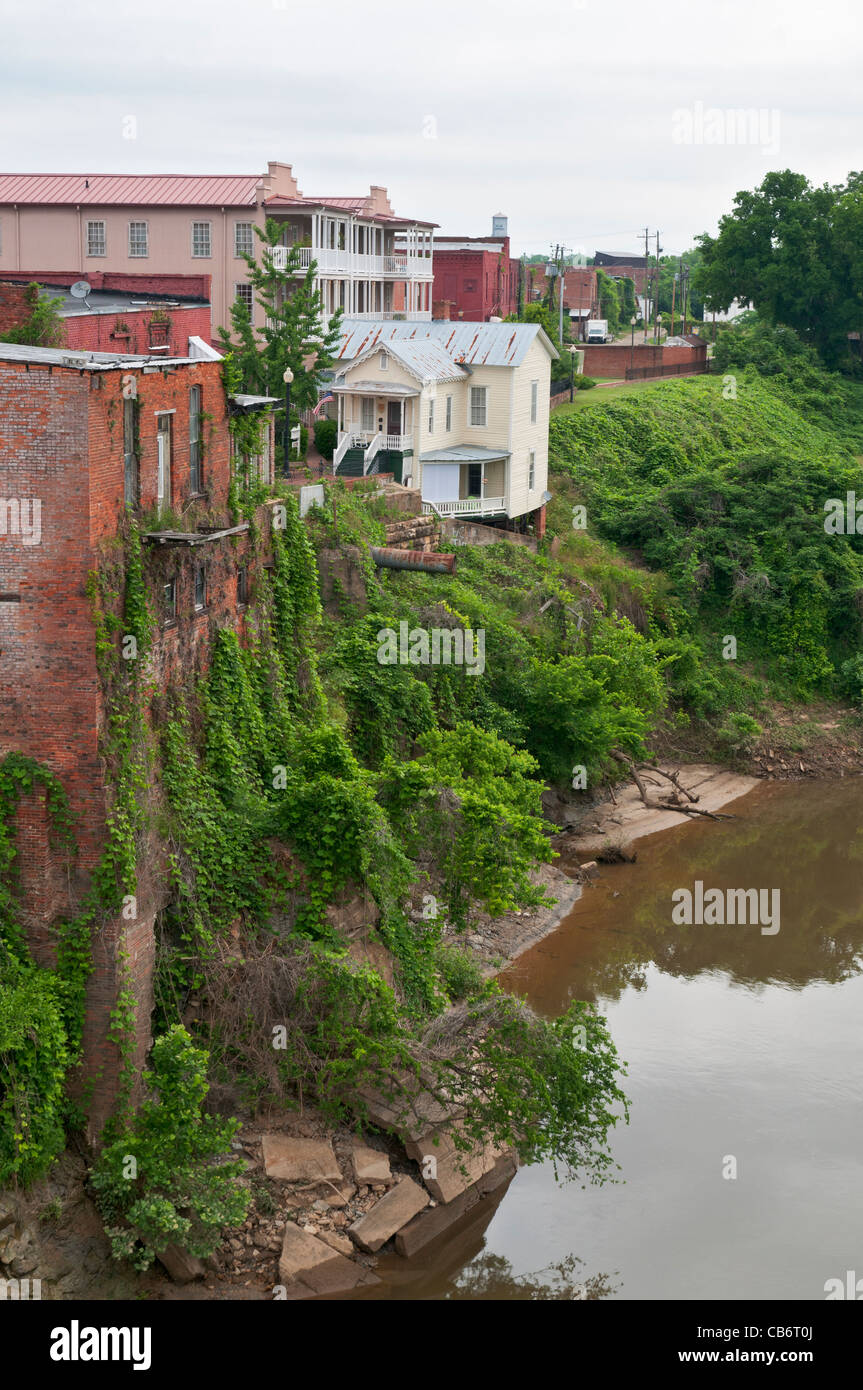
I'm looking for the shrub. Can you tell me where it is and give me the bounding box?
[313,417,338,461]
[91,1026,249,1271]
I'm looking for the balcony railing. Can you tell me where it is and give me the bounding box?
[349,310,432,322]
[422,497,506,517]
[269,245,431,279]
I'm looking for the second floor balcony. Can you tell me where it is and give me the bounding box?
[270,246,432,280]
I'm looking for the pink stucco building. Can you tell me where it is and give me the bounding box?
[0,162,435,339]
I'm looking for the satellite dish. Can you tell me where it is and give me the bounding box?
[541,490,553,504]
[70,281,92,299]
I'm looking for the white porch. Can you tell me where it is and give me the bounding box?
[419,448,510,519]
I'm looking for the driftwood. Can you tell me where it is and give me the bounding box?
[610,752,736,821]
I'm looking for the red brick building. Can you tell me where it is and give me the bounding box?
[524,265,600,337]
[0,271,213,355]
[427,220,519,322]
[0,340,276,1131]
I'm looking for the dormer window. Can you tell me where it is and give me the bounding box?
[379,351,388,370]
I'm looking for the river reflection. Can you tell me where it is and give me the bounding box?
[396,778,863,1300]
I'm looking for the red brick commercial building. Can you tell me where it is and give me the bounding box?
[0,271,213,355]
[0,340,276,1131]
[427,218,519,322]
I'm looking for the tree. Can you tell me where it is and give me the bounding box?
[218,218,344,412]
[504,300,560,350]
[693,169,863,370]
[595,269,621,335]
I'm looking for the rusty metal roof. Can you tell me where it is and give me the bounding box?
[0,172,261,206]
[340,337,467,386]
[335,319,558,367]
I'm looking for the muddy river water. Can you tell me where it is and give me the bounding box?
[374,778,863,1299]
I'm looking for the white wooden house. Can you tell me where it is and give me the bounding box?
[329,320,557,527]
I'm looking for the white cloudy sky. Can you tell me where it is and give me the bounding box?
[1,0,862,257]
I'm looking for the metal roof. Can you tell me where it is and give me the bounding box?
[230,394,280,409]
[420,444,510,463]
[265,195,436,227]
[0,342,207,370]
[336,319,558,367]
[331,379,418,397]
[0,172,261,206]
[341,337,467,386]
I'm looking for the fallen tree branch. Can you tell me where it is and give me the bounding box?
[610,751,735,821]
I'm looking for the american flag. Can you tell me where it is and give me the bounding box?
[312,393,334,417]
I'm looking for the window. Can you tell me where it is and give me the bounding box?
[463,278,477,293]
[156,413,172,506]
[162,580,176,622]
[445,395,453,432]
[194,566,206,612]
[530,380,538,424]
[128,221,148,257]
[237,564,249,607]
[123,397,138,507]
[379,351,388,370]
[428,398,434,434]
[360,396,374,432]
[235,283,253,314]
[87,220,106,257]
[234,221,254,258]
[528,450,536,490]
[469,385,487,427]
[191,221,212,257]
[189,386,202,495]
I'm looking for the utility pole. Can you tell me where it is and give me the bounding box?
[682,262,689,335]
[642,226,650,335]
[653,230,662,344]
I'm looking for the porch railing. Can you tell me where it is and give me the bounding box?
[421,497,506,517]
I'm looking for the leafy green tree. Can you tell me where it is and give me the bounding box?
[504,300,560,349]
[693,169,863,370]
[218,217,343,411]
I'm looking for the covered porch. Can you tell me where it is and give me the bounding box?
[419,445,509,518]
[331,379,416,476]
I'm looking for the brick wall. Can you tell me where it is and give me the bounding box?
[0,349,274,1134]
[63,304,212,357]
[0,282,34,335]
[580,342,708,377]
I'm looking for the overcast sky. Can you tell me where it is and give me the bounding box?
[2,0,862,258]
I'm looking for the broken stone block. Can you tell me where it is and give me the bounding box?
[405,1129,503,1204]
[156,1244,207,1283]
[351,1143,392,1186]
[278,1223,379,1295]
[348,1177,429,1253]
[320,1230,355,1258]
[395,1154,517,1258]
[261,1135,341,1183]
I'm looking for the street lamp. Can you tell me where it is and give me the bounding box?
[282,367,294,476]
[630,315,637,373]
[569,343,577,402]
[654,314,662,365]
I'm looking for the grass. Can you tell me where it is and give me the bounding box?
[553,377,679,413]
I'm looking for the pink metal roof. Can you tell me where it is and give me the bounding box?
[0,173,261,206]
[265,194,436,226]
